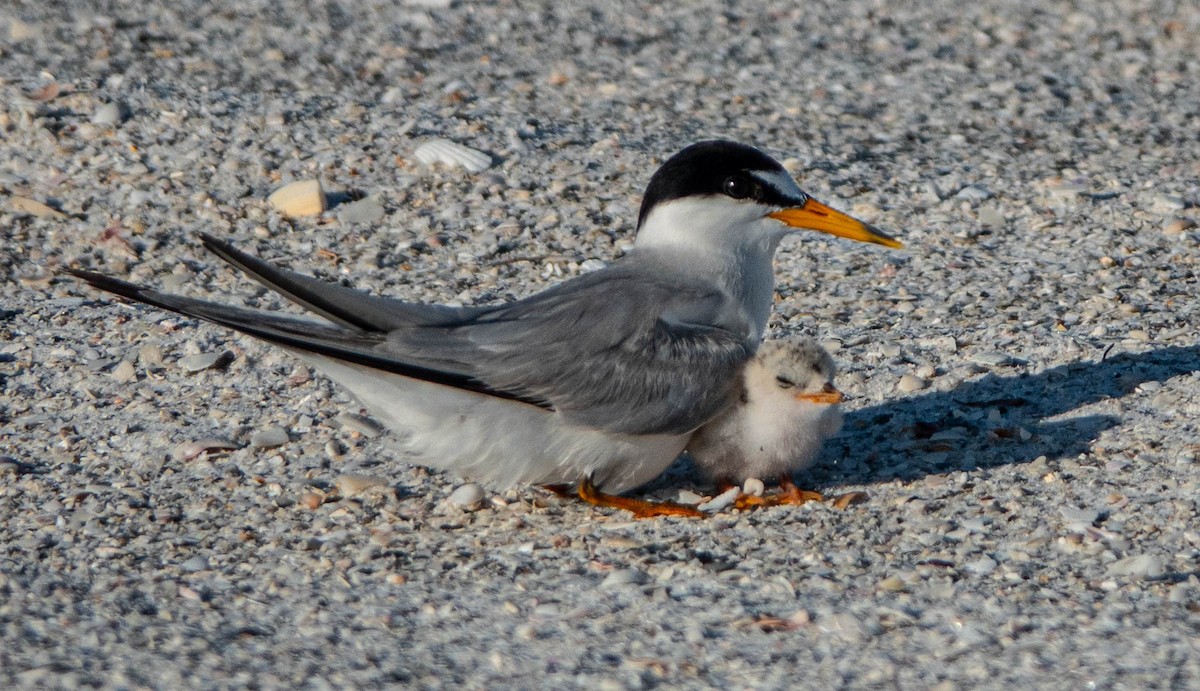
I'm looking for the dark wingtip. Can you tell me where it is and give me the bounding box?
[198,232,232,255]
[198,232,256,269]
[198,231,221,248]
[62,268,147,301]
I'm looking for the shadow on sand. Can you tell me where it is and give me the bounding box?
[814,344,1200,487]
[652,345,1200,492]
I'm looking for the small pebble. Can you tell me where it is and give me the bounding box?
[601,568,650,589]
[977,206,1005,227]
[249,426,290,448]
[1150,194,1185,212]
[7,18,38,41]
[335,473,390,496]
[1163,218,1195,235]
[964,556,997,576]
[970,351,1018,367]
[180,555,209,573]
[91,102,128,125]
[1060,508,1104,527]
[138,344,165,367]
[177,351,230,373]
[955,185,991,202]
[1048,182,1087,198]
[337,196,386,225]
[897,374,928,392]
[1105,554,1164,579]
[446,482,485,507]
[110,360,137,383]
[334,412,384,438]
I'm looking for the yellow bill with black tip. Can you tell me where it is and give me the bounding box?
[768,199,902,248]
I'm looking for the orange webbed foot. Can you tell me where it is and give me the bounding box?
[572,476,707,519]
[717,475,867,512]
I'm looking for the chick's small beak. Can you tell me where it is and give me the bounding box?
[768,198,902,249]
[796,384,844,405]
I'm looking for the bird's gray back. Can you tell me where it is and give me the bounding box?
[379,254,757,436]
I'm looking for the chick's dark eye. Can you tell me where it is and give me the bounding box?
[723,176,759,200]
[775,375,794,389]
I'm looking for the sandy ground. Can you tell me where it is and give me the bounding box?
[2,0,1199,688]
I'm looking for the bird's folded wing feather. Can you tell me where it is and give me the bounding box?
[199,233,473,330]
[380,262,755,436]
[63,269,547,407]
[71,242,754,437]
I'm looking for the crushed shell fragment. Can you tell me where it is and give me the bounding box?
[268,179,327,217]
[414,139,492,172]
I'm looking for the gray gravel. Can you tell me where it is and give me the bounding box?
[3,0,1200,688]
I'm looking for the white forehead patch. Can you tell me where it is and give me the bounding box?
[750,169,805,200]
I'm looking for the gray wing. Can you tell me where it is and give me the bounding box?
[63,269,549,407]
[380,257,756,435]
[73,238,755,436]
[199,233,474,330]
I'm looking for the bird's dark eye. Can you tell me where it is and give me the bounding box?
[723,176,760,200]
[775,375,794,389]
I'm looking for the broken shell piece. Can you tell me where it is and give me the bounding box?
[414,139,492,172]
[9,196,66,219]
[335,473,390,496]
[172,438,240,461]
[698,486,741,513]
[300,491,325,510]
[267,179,326,217]
[334,412,384,439]
[249,426,290,448]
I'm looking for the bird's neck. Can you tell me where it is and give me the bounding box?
[636,235,781,341]
[720,238,781,341]
[634,199,788,340]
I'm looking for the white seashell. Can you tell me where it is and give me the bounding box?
[447,482,485,507]
[172,438,239,461]
[413,139,492,172]
[267,179,326,217]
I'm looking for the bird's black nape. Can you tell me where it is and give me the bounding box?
[636,140,793,229]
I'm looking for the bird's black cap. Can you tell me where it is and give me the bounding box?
[636,140,800,229]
